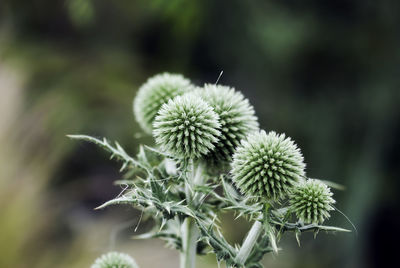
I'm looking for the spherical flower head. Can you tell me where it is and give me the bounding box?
[231,130,306,201]
[289,179,335,224]
[153,94,221,159]
[91,252,139,268]
[191,84,259,163]
[133,73,193,134]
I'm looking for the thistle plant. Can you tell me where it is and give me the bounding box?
[231,130,305,201]
[289,179,335,224]
[190,84,259,163]
[69,72,350,268]
[153,94,221,159]
[133,73,193,134]
[91,252,138,268]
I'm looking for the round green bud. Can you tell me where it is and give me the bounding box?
[231,130,306,201]
[91,252,139,268]
[289,179,335,224]
[133,73,193,134]
[153,94,221,159]
[191,84,259,163]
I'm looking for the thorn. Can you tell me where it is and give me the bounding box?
[333,205,358,235]
[134,209,144,232]
[215,71,223,85]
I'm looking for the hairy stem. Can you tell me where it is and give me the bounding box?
[235,220,264,266]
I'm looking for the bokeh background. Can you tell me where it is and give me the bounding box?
[1,1,399,267]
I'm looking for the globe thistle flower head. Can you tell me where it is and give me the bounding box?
[133,73,193,134]
[91,252,139,268]
[231,130,306,201]
[191,84,259,163]
[289,179,335,224]
[153,94,221,159]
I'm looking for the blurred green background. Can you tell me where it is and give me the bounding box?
[0,0,399,267]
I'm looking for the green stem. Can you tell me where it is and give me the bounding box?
[180,160,203,268]
[235,220,264,266]
[180,217,199,268]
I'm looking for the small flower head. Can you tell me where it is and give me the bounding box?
[192,84,259,163]
[289,179,335,224]
[153,94,221,159]
[231,130,306,201]
[91,252,138,268]
[133,73,193,134]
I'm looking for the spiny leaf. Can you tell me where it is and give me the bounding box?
[95,196,135,210]
[319,179,346,191]
[67,134,149,172]
[143,145,175,159]
[272,221,351,233]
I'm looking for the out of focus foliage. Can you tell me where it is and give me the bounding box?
[0,0,399,267]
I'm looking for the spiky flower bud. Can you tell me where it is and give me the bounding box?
[191,84,259,162]
[231,130,306,201]
[133,73,193,134]
[91,252,139,268]
[153,94,221,159]
[289,179,335,224]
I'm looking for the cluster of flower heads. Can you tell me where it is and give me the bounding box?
[91,252,139,268]
[134,73,259,162]
[133,72,336,224]
[191,84,259,162]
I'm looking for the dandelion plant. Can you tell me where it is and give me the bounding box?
[70,72,350,268]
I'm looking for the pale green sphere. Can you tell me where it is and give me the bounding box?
[91,252,139,268]
[289,179,335,224]
[231,130,306,201]
[153,94,221,159]
[191,84,259,163]
[133,73,193,134]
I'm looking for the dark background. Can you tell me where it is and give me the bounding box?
[0,0,399,267]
